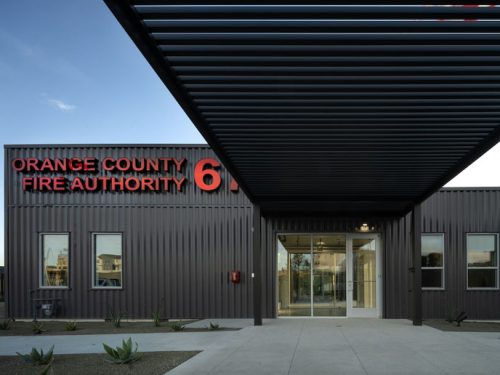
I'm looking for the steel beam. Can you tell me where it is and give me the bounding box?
[253,204,262,326]
[412,204,422,326]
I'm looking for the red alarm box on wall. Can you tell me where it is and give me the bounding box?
[230,270,241,284]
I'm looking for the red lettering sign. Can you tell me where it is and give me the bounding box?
[194,158,222,192]
[13,157,233,194]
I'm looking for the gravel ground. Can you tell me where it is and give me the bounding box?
[424,319,500,332]
[0,351,200,375]
[0,320,237,336]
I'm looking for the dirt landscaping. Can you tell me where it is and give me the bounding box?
[0,320,238,336]
[0,351,199,375]
[424,319,500,332]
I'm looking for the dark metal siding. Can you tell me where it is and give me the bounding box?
[6,145,500,320]
[263,190,500,320]
[421,189,500,320]
[383,189,500,320]
[384,215,411,319]
[6,145,253,319]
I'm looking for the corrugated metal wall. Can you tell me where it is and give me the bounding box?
[6,145,500,320]
[421,189,500,319]
[6,145,254,319]
[383,189,500,320]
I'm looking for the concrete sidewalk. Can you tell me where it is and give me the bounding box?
[172,319,500,375]
[1,319,500,374]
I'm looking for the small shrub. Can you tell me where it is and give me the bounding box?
[208,322,220,331]
[152,311,161,327]
[0,319,12,330]
[170,321,185,331]
[65,321,77,331]
[103,337,141,364]
[32,322,46,334]
[107,308,125,328]
[17,345,54,365]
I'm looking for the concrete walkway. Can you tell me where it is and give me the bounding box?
[2,319,500,374]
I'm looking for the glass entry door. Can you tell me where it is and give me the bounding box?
[277,234,346,317]
[347,234,381,318]
[312,235,346,316]
[277,233,381,318]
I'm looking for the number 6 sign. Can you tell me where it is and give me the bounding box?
[194,158,222,191]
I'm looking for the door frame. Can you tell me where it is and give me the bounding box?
[346,233,382,318]
[276,232,383,318]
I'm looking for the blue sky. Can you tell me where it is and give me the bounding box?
[1,1,500,266]
[0,1,205,265]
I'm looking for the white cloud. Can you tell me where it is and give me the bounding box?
[46,97,76,112]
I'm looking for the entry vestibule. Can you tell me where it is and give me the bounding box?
[277,233,381,318]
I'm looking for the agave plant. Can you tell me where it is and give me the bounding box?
[208,322,220,331]
[17,346,54,365]
[32,321,46,334]
[170,321,185,331]
[103,337,141,364]
[65,321,77,331]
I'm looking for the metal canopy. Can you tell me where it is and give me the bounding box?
[104,2,500,215]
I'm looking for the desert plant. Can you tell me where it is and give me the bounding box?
[65,321,77,331]
[208,322,220,331]
[17,345,54,366]
[0,319,12,330]
[103,337,141,364]
[40,363,53,375]
[107,308,125,328]
[32,321,46,334]
[170,321,185,331]
[152,311,161,327]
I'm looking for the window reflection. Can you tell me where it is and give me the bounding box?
[41,234,69,287]
[467,234,498,289]
[421,234,444,289]
[422,236,444,267]
[467,235,497,267]
[94,234,122,288]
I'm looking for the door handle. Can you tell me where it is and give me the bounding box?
[347,281,353,291]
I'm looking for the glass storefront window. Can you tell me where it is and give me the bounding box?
[40,233,69,287]
[93,233,122,288]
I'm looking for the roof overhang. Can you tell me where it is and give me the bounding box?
[104,1,500,216]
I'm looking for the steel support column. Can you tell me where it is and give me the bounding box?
[412,204,423,326]
[253,204,262,326]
